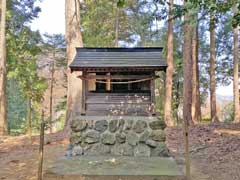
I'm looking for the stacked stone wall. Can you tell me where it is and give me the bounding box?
[68,116,170,157]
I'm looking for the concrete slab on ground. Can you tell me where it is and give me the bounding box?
[44,156,185,180]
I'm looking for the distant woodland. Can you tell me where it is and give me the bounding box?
[0,0,239,137]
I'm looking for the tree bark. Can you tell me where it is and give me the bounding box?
[27,98,32,142]
[37,110,45,180]
[164,0,174,127]
[65,0,83,130]
[192,19,201,124]
[49,60,54,133]
[209,13,219,123]
[0,0,7,136]
[114,7,119,48]
[233,4,240,123]
[183,0,192,179]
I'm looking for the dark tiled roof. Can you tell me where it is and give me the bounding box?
[69,47,167,70]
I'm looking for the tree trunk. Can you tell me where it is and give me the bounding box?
[114,7,119,47]
[192,19,201,124]
[183,0,192,179]
[27,98,32,142]
[233,4,240,123]
[209,13,219,123]
[0,0,7,136]
[65,0,83,130]
[164,0,174,127]
[49,60,54,133]
[38,110,45,180]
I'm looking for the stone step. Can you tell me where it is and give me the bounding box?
[44,156,185,180]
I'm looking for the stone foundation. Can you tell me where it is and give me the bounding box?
[67,116,170,157]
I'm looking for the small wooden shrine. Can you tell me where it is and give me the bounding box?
[69,47,167,116]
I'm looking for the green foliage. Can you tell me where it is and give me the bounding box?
[222,103,234,122]
[7,79,27,134]
[6,0,47,135]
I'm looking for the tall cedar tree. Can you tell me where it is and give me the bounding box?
[210,11,219,122]
[191,17,201,123]
[233,4,240,123]
[65,0,83,130]
[164,0,174,126]
[0,0,7,136]
[183,0,192,179]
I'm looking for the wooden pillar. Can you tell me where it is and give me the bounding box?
[150,74,156,104]
[81,71,86,115]
[106,73,111,91]
[150,73,156,115]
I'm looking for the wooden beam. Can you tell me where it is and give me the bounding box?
[81,71,86,115]
[78,75,156,80]
[150,73,156,115]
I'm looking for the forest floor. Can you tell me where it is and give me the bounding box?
[0,123,240,180]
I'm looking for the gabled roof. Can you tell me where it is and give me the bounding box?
[69,47,167,71]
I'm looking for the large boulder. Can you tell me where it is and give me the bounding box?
[84,130,100,144]
[133,120,147,133]
[127,132,139,146]
[71,119,88,132]
[116,133,126,144]
[72,145,83,156]
[85,143,110,155]
[133,144,151,157]
[151,142,170,157]
[149,120,166,130]
[70,132,82,144]
[111,144,133,156]
[139,130,151,143]
[145,139,158,148]
[150,130,166,142]
[94,120,108,132]
[109,119,118,133]
[101,132,116,145]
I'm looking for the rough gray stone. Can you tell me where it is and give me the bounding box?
[84,130,100,144]
[118,119,125,132]
[150,130,166,142]
[109,119,118,132]
[111,144,133,156]
[116,133,126,143]
[123,120,134,132]
[71,119,87,132]
[72,145,83,156]
[151,142,170,157]
[65,144,73,157]
[70,132,82,144]
[94,120,108,132]
[145,139,158,147]
[85,144,110,155]
[127,132,139,146]
[149,120,166,130]
[139,130,151,142]
[133,120,147,133]
[134,144,151,157]
[101,132,116,145]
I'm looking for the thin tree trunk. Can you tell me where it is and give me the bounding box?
[38,110,45,180]
[210,13,219,123]
[164,0,174,127]
[233,4,240,123]
[0,0,7,136]
[49,60,54,133]
[65,0,83,131]
[27,98,32,142]
[183,0,192,179]
[115,7,119,47]
[192,19,201,123]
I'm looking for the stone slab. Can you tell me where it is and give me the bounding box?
[44,156,185,180]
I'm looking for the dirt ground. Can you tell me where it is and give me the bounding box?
[0,123,240,180]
